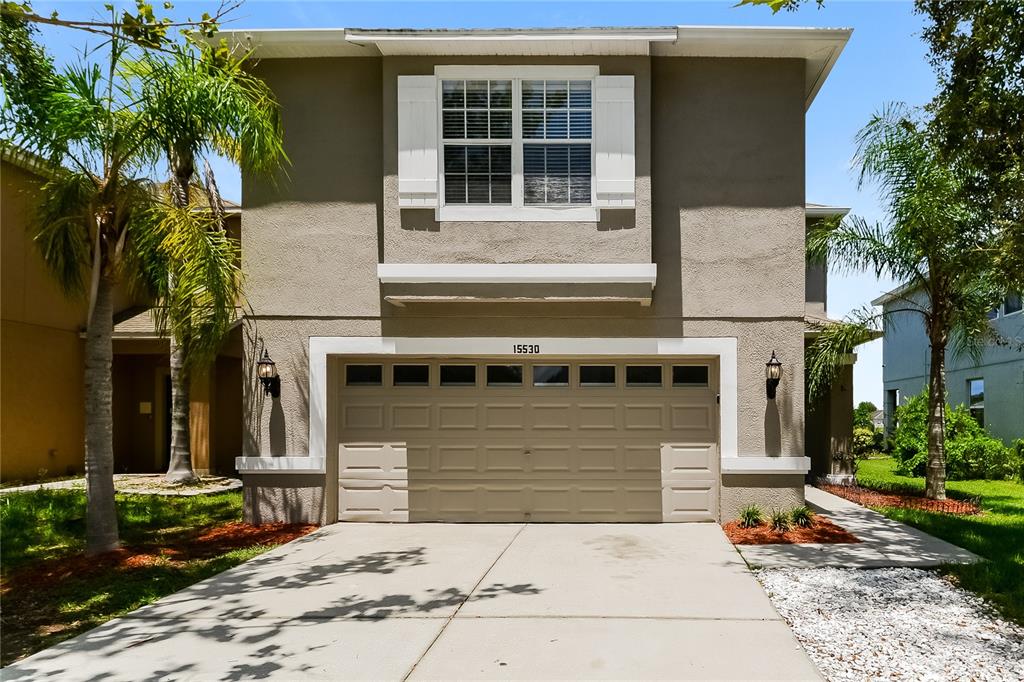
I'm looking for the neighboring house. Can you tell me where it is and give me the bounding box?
[219,24,856,524]
[0,146,242,481]
[875,284,1024,444]
[870,409,885,430]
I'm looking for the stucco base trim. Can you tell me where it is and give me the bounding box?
[721,456,810,475]
[236,456,325,473]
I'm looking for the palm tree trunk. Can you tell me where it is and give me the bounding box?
[84,273,119,554]
[925,340,947,500]
[165,167,198,483]
[165,334,196,482]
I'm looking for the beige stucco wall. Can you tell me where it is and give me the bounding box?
[240,55,808,523]
[1,161,87,481]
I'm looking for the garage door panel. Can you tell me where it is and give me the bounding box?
[391,404,432,430]
[661,443,716,477]
[483,404,527,429]
[529,445,571,472]
[670,403,715,431]
[435,444,478,473]
[577,444,618,472]
[578,404,619,430]
[662,483,717,522]
[483,444,529,472]
[342,403,385,430]
[623,444,662,472]
[339,444,407,479]
[624,404,666,430]
[530,403,572,430]
[438,404,478,430]
[338,479,409,522]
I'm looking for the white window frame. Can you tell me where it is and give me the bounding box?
[435,65,599,223]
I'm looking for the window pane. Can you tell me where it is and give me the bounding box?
[440,365,476,386]
[491,146,511,174]
[441,80,464,109]
[444,174,466,204]
[580,365,615,387]
[533,365,569,386]
[569,110,591,139]
[394,364,429,386]
[490,110,512,138]
[444,145,466,173]
[466,110,489,138]
[465,80,488,108]
[442,110,465,139]
[1005,293,1022,315]
[491,176,512,203]
[346,364,382,386]
[489,80,512,108]
[673,365,709,386]
[569,176,591,204]
[466,146,490,173]
[467,175,490,203]
[569,80,591,108]
[487,365,523,386]
[522,111,544,139]
[545,80,567,108]
[968,378,984,406]
[626,365,662,387]
[545,110,568,139]
[522,80,544,108]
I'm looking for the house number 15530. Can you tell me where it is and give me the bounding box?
[513,344,540,354]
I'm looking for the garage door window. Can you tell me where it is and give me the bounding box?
[487,364,523,386]
[346,364,383,386]
[579,365,615,387]
[393,364,430,386]
[440,365,476,386]
[533,365,569,386]
[626,365,662,387]
[672,365,709,387]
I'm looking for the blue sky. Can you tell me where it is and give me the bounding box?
[32,1,942,405]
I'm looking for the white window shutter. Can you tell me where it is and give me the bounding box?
[397,75,438,208]
[594,75,635,209]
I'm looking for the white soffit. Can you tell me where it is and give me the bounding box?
[210,25,850,107]
[377,263,658,285]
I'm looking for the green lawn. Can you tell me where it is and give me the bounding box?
[856,457,1024,625]
[0,490,309,665]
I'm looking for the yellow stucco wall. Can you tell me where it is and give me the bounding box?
[1,160,88,481]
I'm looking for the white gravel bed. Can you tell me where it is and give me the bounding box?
[757,567,1024,682]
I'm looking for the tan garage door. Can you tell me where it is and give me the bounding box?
[333,358,719,522]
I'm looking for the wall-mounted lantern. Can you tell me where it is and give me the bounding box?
[765,351,782,400]
[257,349,280,398]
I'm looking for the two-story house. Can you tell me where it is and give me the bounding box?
[875,284,1024,444]
[222,25,854,524]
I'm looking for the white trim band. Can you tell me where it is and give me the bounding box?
[721,457,811,475]
[236,456,326,474]
[377,263,657,285]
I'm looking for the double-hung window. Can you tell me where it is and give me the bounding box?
[437,67,598,221]
[397,68,634,219]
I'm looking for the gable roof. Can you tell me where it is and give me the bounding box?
[208,25,851,110]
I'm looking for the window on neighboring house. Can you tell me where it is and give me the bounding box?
[1004,293,1022,316]
[968,378,984,427]
[987,307,1000,320]
[439,71,594,214]
[885,388,899,434]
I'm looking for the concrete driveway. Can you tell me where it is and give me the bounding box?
[4,524,820,680]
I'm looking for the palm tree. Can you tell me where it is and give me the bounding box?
[807,104,1007,500]
[130,43,286,482]
[1,19,167,552]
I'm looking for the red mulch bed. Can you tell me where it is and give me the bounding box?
[723,516,861,545]
[817,483,981,515]
[2,522,316,592]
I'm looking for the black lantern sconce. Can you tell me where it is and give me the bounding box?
[257,348,280,398]
[765,351,783,400]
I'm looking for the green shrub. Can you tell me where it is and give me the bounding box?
[1014,440,1024,481]
[790,505,815,528]
[770,509,791,532]
[891,391,1015,480]
[738,504,763,528]
[853,401,878,430]
[853,427,879,458]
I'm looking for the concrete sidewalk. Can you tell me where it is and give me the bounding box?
[4,523,821,681]
[736,485,981,569]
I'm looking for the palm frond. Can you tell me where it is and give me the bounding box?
[30,170,96,295]
[805,310,881,400]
